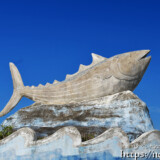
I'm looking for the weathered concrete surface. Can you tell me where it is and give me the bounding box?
[0,126,159,160]
[3,91,154,142]
[0,127,131,159]
[0,50,151,117]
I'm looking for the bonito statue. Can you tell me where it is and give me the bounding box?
[0,50,151,117]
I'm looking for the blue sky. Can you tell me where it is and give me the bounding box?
[0,1,160,130]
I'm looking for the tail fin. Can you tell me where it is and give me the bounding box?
[10,63,24,89]
[0,63,24,117]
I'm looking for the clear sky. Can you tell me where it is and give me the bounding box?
[0,1,160,130]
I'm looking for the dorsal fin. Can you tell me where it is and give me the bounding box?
[31,85,35,88]
[64,53,106,80]
[26,86,30,88]
[53,80,59,84]
[91,53,106,64]
[38,84,43,87]
[66,74,72,79]
[78,64,87,72]
[45,83,51,87]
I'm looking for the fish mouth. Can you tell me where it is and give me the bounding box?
[138,50,151,61]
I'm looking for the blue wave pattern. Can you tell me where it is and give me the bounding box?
[0,127,160,160]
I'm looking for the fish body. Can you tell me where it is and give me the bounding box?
[0,50,151,117]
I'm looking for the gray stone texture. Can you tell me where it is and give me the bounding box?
[2,91,154,142]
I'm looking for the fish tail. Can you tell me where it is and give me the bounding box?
[0,63,24,117]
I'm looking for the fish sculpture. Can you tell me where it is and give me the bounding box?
[0,50,151,117]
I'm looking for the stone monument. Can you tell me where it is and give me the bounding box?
[1,50,159,160]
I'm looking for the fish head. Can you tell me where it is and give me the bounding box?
[115,50,151,79]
